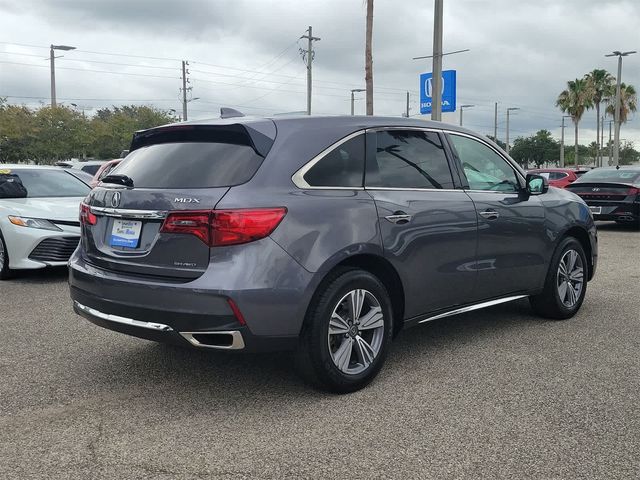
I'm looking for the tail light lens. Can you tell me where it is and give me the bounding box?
[160,208,286,247]
[79,203,97,225]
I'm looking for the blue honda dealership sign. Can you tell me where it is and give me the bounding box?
[420,70,456,114]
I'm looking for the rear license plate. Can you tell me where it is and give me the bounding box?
[110,219,142,248]
[589,206,602,215]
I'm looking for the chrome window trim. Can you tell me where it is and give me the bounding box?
[90,206,168,219]
[364,187,465,193]
[291,130,366,189]
[74,301,173,331]
[443,130,527,186]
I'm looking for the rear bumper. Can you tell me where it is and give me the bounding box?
[68,236,316,351]
[585,201,640,222]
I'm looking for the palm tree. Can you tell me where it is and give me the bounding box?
[556,78,594,165]
[365,0,374,115]
[606,83,637,123]
[584,69,614,166]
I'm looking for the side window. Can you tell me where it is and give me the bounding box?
[549,172,567,180]
[448,134,520,192]
[303,134,365,187]
[366,130,454,189]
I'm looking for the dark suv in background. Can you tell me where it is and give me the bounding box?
[69,115,597,392]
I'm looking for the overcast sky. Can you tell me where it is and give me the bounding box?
[1,0,638,147]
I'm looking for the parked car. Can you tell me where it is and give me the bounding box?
[56,159,107,176]
[565,166,640,226]
[0,165,90,279]
[527,168,580,188]
[69,116,597,392]
[66,168,94,186]
[90,159,122,188]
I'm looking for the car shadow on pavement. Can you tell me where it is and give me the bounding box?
[82,298,543,401]
[8,266,68,283]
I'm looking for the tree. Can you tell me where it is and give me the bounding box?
[584,69,614,165]
[364,0,374,115]
[509,130,559,168]
[486,135,506,151]
[606,83,637,123]
[556,78,593,164]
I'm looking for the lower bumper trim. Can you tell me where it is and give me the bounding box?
[73,301,174,332]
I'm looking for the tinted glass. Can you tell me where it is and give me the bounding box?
[448,134,519,192]
[303,134,365,187]
[0,169,90,198]
[366,130,454,189]
[549,172,568,180]
[80,164,101,175]
[111,142,264,189]
[576,168,640,185]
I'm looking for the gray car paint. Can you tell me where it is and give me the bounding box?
[69,115,597,349]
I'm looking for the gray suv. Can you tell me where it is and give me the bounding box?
[69,115,597,392]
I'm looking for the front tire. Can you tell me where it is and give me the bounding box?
[529,237,587,320]
[0,230,13,280]
[295,268,394,393]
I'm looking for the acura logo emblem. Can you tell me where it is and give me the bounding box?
[592,187,600,192]
[111,191,121,208]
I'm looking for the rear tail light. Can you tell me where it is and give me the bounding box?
[628,187,640,198]
[160,208,286,247]
[79,203,97,225]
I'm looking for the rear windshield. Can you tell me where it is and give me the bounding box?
[80,164,102,175]
[111,142,264,189]
[0,169,90,198]
[577,169,640,185]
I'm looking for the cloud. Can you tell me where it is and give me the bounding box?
[1,0,638,145]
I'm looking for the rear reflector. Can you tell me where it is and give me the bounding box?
[159,207,286,247]
[226,298,247,326]
[79,203,97,225]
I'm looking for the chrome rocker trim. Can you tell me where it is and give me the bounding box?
[74,301,174,331]
[417,295,528,324]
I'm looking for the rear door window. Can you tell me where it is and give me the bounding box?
[302,134,365,187]
[366,130,454,189]
[0,169,90,198]
[112,142,264,189]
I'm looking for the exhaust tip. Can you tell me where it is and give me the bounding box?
[179,331,245,350]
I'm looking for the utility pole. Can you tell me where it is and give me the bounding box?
[431,0,443,121]
[493,102,498,142]
[505,107,519,155]
[301,26,321,115]
[350,88,365,115]
[459,104,474,126]
[605,50,636,165]
[600,115,605,167]
[405,91,410,117]
[49,44,76,107]
[181,60,190,121]
[609,120,613,165]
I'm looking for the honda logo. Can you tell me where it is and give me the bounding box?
[111,191,121,208]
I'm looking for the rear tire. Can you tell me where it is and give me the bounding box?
[0,230,13,280]
[294,268,393,393]
[529,237,587,320]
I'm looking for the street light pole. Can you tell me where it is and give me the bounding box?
[431,0,443,121]
[560,115,571,167]
[605,50,636,165]
[49,44,76,107]
[459,104,474,126]
[505,107,519,155]
[350,89,365,115]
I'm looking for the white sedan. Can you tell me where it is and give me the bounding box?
[0,165,90,279]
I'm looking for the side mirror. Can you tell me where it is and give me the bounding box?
[525,173,548,195]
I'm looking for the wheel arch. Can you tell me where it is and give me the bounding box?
[561,225,594,281]
[305,254,406,337]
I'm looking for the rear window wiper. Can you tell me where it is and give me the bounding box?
[101,174,134,187]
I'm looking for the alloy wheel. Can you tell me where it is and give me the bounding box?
[556,249,584,308]
[327,289,385,375]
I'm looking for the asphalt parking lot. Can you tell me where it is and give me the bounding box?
[0,223,638,479]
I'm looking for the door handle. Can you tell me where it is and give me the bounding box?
[385,211,412,224]
[479,209,499,220]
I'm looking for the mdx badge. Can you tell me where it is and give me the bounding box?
[174,197,201,203]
